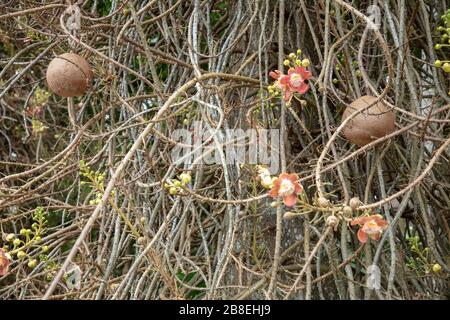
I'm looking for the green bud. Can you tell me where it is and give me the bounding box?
[28,259,37,268]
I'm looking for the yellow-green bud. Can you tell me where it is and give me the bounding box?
[442,63,450,73]
[295,59,302,66]
[432,264,442,273]
[173,180,182,187]
[28,259,37,268]
[434,60,443,67]
[6,234,15,242]
[19,229,27,236]
[41,245,49,253]
[296,49,302,55]
[183,118,189,125]
[35,236,42,242]
[169,187,178,195]
[17,251,26,259]
[283,59,290,67]
[435,43,442,50]
[288,53,296,59]
[301,59,311,67]
[180,173,192,185]
[13,239,21,247]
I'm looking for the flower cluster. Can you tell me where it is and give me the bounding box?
[434,10,450,74]
[351,214,388,243]
[164,172,192,195]
[268,173,303,207]
[406,234,442,275]
[268,50,312,103]
[80,160,108,205]
[1,207,49,276]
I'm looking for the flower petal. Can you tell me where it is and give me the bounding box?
[283,193,297,207]
[279,75,290,85]
[283,89,293,101]
[376,219,388,229]
[294,182,303,194]
[268,178,281,198]
[357,228,368,243]
[351,216,372,226]
[296,66,312,80]
[296,82,309,94]
[369,232,382,241]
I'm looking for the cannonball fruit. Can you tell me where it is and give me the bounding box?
[46,53,93,97]
[341,95,395,147]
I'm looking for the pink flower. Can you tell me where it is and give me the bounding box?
[269,66,312,101]
[0,249,11,276]
[351,214,388,243]
[269,173,303,207]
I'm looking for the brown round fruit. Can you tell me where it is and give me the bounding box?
[46,53,93,97]
[341,95,395,146]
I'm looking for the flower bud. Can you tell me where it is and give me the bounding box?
[28,259,37,268]
[17,251,26,259]
[180,173,192,185]
[301,59,311,67]
[5,234,15,242]
[13,239,21,247]
[169,187,178,195]
[349,197,361,210]
[317,197,330,208]
[443,63,450,73]
[342,206,352,218]
[173,180,182,187]
[432,264,442,273]
[326,215,339,227]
